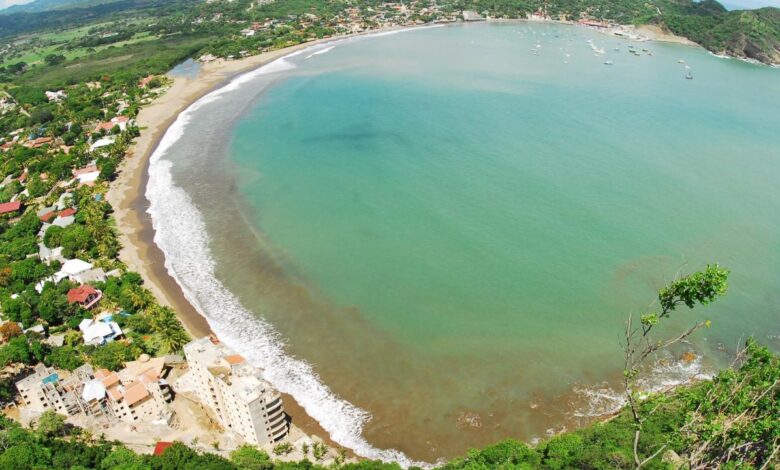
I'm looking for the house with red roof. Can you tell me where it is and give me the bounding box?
[23,137,53,149]
[0,200,22,215]
[39,211,56,222]
[67,285,102,309]
[58,207,77,218]
[153,441,173,456]
[93,116,130,133]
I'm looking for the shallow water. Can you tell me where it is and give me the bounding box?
[149,23,780,462]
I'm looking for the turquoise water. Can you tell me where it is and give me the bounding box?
[159,23,780,461]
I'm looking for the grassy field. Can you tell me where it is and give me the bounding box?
[19,33,214,87]
[2,31,159,68]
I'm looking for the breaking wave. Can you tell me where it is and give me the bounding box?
[146,44,429,468]
[305,45,336,60]
[570,353,713,418]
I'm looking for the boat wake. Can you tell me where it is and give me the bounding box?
[146,50,428,469]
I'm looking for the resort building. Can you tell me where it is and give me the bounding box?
[183,337,288,445]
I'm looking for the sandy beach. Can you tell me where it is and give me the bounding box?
[105,38,349,448]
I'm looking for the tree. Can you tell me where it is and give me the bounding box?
[148,441,236,469]
[36,410,66,438]
[100,446,149,470]
[44,225,64,248]
[88,341,138,371]
[230,445,273,470]
[148,305,189,354]
[44,54,66,66]
[29,106,54,124]
[37,283,72,325]
[622,264,729,469]
[61,224,92,258]
[0,321,22,343]
[46,345,85,370]
[0,335,32,366]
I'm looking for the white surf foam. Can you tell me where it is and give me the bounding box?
[305,45,336,60]
[146,40,430,469]
[571,353,712,418]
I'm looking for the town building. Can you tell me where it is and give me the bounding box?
[15,363,94,416]
[18,358,174,424]
[183,337,288,445]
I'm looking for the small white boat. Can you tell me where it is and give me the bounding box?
[678,59,686,64]
[604,60,614,65]
[685,71,693,80]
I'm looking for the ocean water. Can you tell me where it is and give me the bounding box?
[147,23,780,463]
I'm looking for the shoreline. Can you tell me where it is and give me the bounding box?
[105,37,351,450]
[104,19,726,462]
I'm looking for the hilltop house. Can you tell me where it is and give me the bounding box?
[67,284,102,310]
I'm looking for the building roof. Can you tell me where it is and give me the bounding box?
[62,259,94,276]
[82,379,107,402]
[26,137,53,148]
[153,441,173,456]
[72,165,99,177]
[225,354,246,365]
[39,211,56,222]
[79,319,121,344]
[0,200,21,214]
[101,371,120,388]
[121,356,166,383]
[53,215,75,228]
[107,386,123,400]
[58,207,77,218]
[123,381,150,406]
[68,284,98,303]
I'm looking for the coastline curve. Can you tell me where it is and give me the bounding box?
[145,34,433,469]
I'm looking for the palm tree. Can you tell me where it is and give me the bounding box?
[148,305,189,353]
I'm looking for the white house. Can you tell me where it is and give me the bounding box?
[89,136,115,153]
[79,318,123,345]
[35,258,96,292]
[73,164,101,185]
